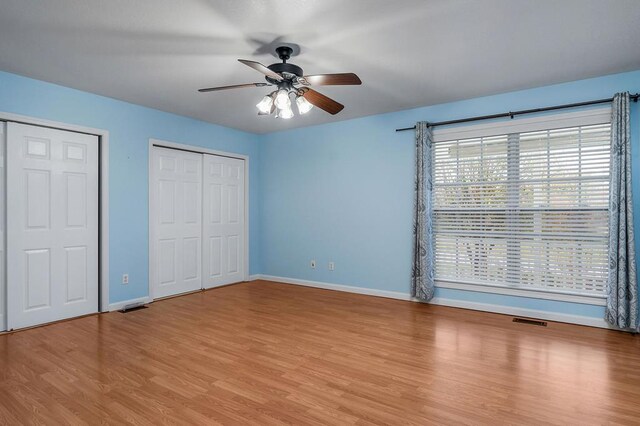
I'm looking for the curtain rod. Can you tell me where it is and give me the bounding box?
[395,93,640,132]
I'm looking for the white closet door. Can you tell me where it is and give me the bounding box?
[0,122,5,331]
[202,154,245,288]
[7,122,99,330]
[150,147,202,298]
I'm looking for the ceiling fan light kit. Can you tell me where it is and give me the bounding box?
[198,45,362,120]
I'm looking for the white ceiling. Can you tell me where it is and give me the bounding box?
[1,0,639,134]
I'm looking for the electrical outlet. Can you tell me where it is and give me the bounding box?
[122,274,129,285]
[329,262,335,271]
[310,260,316,269]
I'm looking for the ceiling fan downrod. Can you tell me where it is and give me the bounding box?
[275,46,293,63]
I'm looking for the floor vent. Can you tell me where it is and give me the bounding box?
[120,304,148,313]
[513,317,547,327]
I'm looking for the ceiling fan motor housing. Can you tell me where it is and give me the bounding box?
[265,46,303,84]
[267,62,303,80]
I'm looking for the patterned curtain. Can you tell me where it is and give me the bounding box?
[605,92,638,329]
[412,122,435,301]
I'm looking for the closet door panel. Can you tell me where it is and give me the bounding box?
[150,147,202,299]
[0,123,5,331]
[202,154,245,289]
[7,122,98,330]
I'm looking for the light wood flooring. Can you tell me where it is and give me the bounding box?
[1,280,639,425]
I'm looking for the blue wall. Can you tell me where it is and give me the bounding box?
[2,68,639,321]
[259,70,640,320]
[0,71,261,305]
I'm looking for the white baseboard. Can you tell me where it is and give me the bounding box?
[255,274,613,330]
[256,274,412,301]
[428,296,614,329]
[107,296,151,312]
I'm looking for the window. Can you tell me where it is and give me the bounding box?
[432,109,611,300]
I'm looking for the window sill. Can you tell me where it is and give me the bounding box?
[435,280,606,306]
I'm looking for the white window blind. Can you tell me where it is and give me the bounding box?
[432,113,611,298]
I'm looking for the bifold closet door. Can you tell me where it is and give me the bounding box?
[150,147,203,298]
[7,122,99,330]
[202,154,245,288]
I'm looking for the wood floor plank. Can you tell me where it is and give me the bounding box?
[1,280,639,424]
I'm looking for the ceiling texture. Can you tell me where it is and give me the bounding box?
[1,0,639,134]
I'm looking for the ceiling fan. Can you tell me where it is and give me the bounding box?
[198,46,362,119]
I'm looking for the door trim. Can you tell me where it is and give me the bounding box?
[0,111,110,318]
[148,138,249,301]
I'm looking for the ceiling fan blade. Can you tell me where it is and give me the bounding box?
[198,82,269,93]
[300,73,362,86]
[238,59,282,81]
[299,88,344,115]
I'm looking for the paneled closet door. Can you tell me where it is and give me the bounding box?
[7,122,99,330]
[150,147,203,299]
[0,122,5,331]
[202,154,245,289]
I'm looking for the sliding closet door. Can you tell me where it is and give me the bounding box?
[0,122,5,331]
[150,147,203,298]
[202,154,245,288]
[7,122,99,330]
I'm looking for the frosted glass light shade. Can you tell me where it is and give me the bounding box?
[256,95,273,113]
[279,105,294,119]
[296,96,313,114]
[274,89,291,109]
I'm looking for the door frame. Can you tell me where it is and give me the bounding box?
[148,138,249,301]
[0,111,110,327]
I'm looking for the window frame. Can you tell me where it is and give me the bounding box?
[431,107,611,306]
